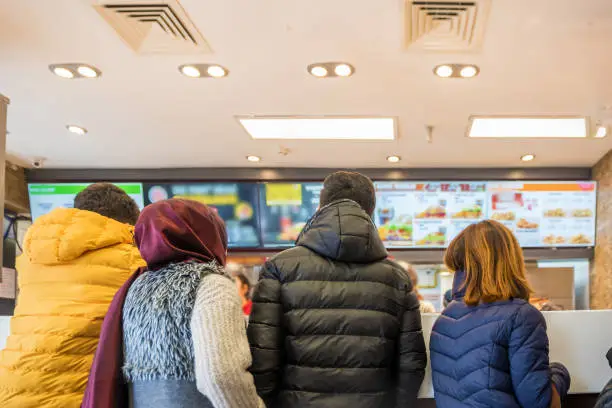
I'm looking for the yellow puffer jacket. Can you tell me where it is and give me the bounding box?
[0,208,145,408]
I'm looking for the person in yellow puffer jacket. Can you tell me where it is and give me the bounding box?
[0,183,146,408]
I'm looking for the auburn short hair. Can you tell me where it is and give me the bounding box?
[444,220,532,306]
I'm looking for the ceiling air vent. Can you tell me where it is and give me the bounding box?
[94,0,211,54]
[404,0,491,52]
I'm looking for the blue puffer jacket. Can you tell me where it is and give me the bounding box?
[430,271,567,408]
[594,348,612,408]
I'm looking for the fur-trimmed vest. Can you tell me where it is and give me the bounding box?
[122,261,223,381]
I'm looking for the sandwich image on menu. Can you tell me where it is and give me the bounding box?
[413,191,448,247]
[376,196,414,246]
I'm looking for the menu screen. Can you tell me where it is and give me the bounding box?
[143,183,260,248]
[28,183,145,220]
[374,181,595,248]
[487,182,596,247]
[376,182,487,248]
[259,183,323,247]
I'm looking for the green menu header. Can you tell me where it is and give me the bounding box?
[29,183,143,195]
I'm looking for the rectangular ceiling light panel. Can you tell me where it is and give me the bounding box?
[238,117,396,140]
[468,117,588,138]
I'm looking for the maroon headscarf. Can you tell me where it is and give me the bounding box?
[82,199,227,408]
[136,198,228,269]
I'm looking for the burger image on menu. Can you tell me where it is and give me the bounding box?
[491,211,516,221]
[572,209,593,218]
[451,205,483,219]
[544,208,566,218]
[570,234,592,244]
[415,202,447,219]
[377,215,413,244]
[415,227,447,246]
[516,218,539,230]
[543,234,566,245]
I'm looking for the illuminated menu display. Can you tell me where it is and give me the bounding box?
[376,182,487,248]
[143,183,260,248]
[487,182,596,247]
[375,181,596,248]
[259,183,323,247]
[28,180,597,250]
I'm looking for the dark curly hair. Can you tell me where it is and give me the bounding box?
[320,171,376,216]
[74,183,140,225]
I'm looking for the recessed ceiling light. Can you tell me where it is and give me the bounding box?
[434,65,453,78]
[459,66,478,78]
[53,67,75,79]
[595,125,608,138]
[50,64,101,79]
[237,116,396,140]
[180,65,201,78]
[520,154,535,162]
[207,65,227,78]
[468,116,588,138]
[246,155,261,162]
[66,125,87,135]
[310,66,328,78]
[77,65,99,78]
[387,155,401,163]
[334,64,353,77]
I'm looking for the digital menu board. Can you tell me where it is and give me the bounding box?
[143,183,260,248]
[259,183,323,247]
[376,182,487,248]
[28,183,145,220]
[375,181,596,248]
[487,182,596,247]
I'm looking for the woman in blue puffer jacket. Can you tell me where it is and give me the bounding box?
[430,220,570,408]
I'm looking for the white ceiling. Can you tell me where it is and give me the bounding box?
[1,0,612,169]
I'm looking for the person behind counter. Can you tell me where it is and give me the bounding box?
[85,199,264,408]
[235,273,253,316]
[0,183,145,408]
[248,171,427,408]
[397,261,437,313]
[430,220,571,408]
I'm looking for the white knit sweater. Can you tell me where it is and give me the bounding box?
[191,274,265,408]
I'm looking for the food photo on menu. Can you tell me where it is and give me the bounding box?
[374,183,418,247]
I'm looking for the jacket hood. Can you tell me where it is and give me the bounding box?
[22,207,134,265]
[296,199,387,263]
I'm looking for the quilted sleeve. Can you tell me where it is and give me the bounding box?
[508,304,553,408]
[247,261,284,405]
[396,289,427,406]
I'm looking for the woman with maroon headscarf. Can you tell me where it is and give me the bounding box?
[81,199,263,408]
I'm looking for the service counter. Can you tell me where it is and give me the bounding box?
[1,310,610,404]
